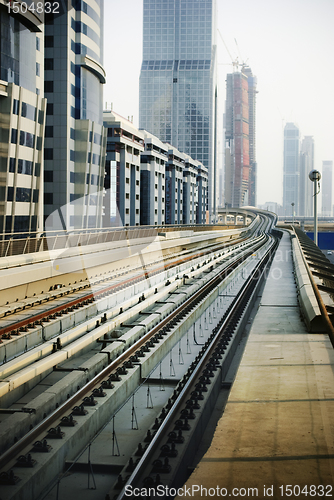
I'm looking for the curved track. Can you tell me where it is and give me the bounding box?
[0,212,278,499]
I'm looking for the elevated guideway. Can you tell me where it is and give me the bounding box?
[183,230,334,498]
[2,211,333,499]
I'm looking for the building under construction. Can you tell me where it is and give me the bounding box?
[224,67,257,208]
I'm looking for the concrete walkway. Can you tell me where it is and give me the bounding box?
[183,232,334,498]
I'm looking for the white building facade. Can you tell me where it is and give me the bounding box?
[0,5,46,234]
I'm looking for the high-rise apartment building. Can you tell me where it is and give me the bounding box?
[299,136,314,217]
[224,69,250,208]
[243,67,257,207]
[43,0,106,231]
[322,160,333,217]
[165,145,184,225]
[0,5,46,233]
[139,0,218,221]
[283,122,299,216]
[103,111,144,227]
[140,131,167,226]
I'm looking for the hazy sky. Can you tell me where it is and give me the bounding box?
[103,0,334,206]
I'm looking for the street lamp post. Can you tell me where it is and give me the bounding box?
[309,170,321,246]
[291,202,295,225]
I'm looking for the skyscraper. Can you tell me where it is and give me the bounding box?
[299,136,314,217]
[139,0,218,221]
[322,160,333,217]
[283,122,299,217]
[43,0,107,231]
[243,66,257,207]
[0,5,46,233]
[224,68,252,208]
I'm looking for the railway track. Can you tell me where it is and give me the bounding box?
[0,235,251,339]
[0,213,278,500]
[115,229,279,499]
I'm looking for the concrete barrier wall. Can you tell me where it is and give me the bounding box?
[291,234,324,332]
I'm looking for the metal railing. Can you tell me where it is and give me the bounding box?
[0,224,242,259]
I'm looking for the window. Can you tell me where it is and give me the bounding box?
[70,150,75,161]
[13,100,19,115]
[44,148,53,160]
[71,106,80,119]
[21,102,36,121]
[36,62,40,76]
[7,187,14,201]
[11,129,17,144]
[126,208,129,214]
[45,171,53,182]
[36,37,40,51]
[126,178,129,184]
[45,126,53,137]
[34,163,41,176]
[33,190,39,202]
[9,158,15,172]
[70,193,80,202]
[44,81,54,92]
[46,103,53,115]
[44,193,53,204]
[45,36,54,48]
[16,187,31,202]
[126,193,129,199]
[45,58,54,70]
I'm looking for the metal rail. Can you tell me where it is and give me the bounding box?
[0,232,269,473]
[0,235,249,337]
[116,232,278,497]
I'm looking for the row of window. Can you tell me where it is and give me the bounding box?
[9,158,41,177]
[71,0,101,26]
[71,18,100,46]
[2,215,37,233]
[12,100,44,123]
[7,187,39,203]
[11,129,43,150]
[69,171,101,185]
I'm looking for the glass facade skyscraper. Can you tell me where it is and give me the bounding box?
[283,122,300,216]
[139,0,218,220]
[43,0,107,231]
[0,4,46,234]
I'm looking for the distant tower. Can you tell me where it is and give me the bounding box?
[322,161,333,217]
[139,0,218,221]
[299,136,314,217]
[283,123,300,216]
[224,68,251,207]
[243,67,257,207]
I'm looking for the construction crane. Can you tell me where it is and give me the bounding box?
[234,38,249,70]
[217,30,249,73]
[217,29,240,72]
